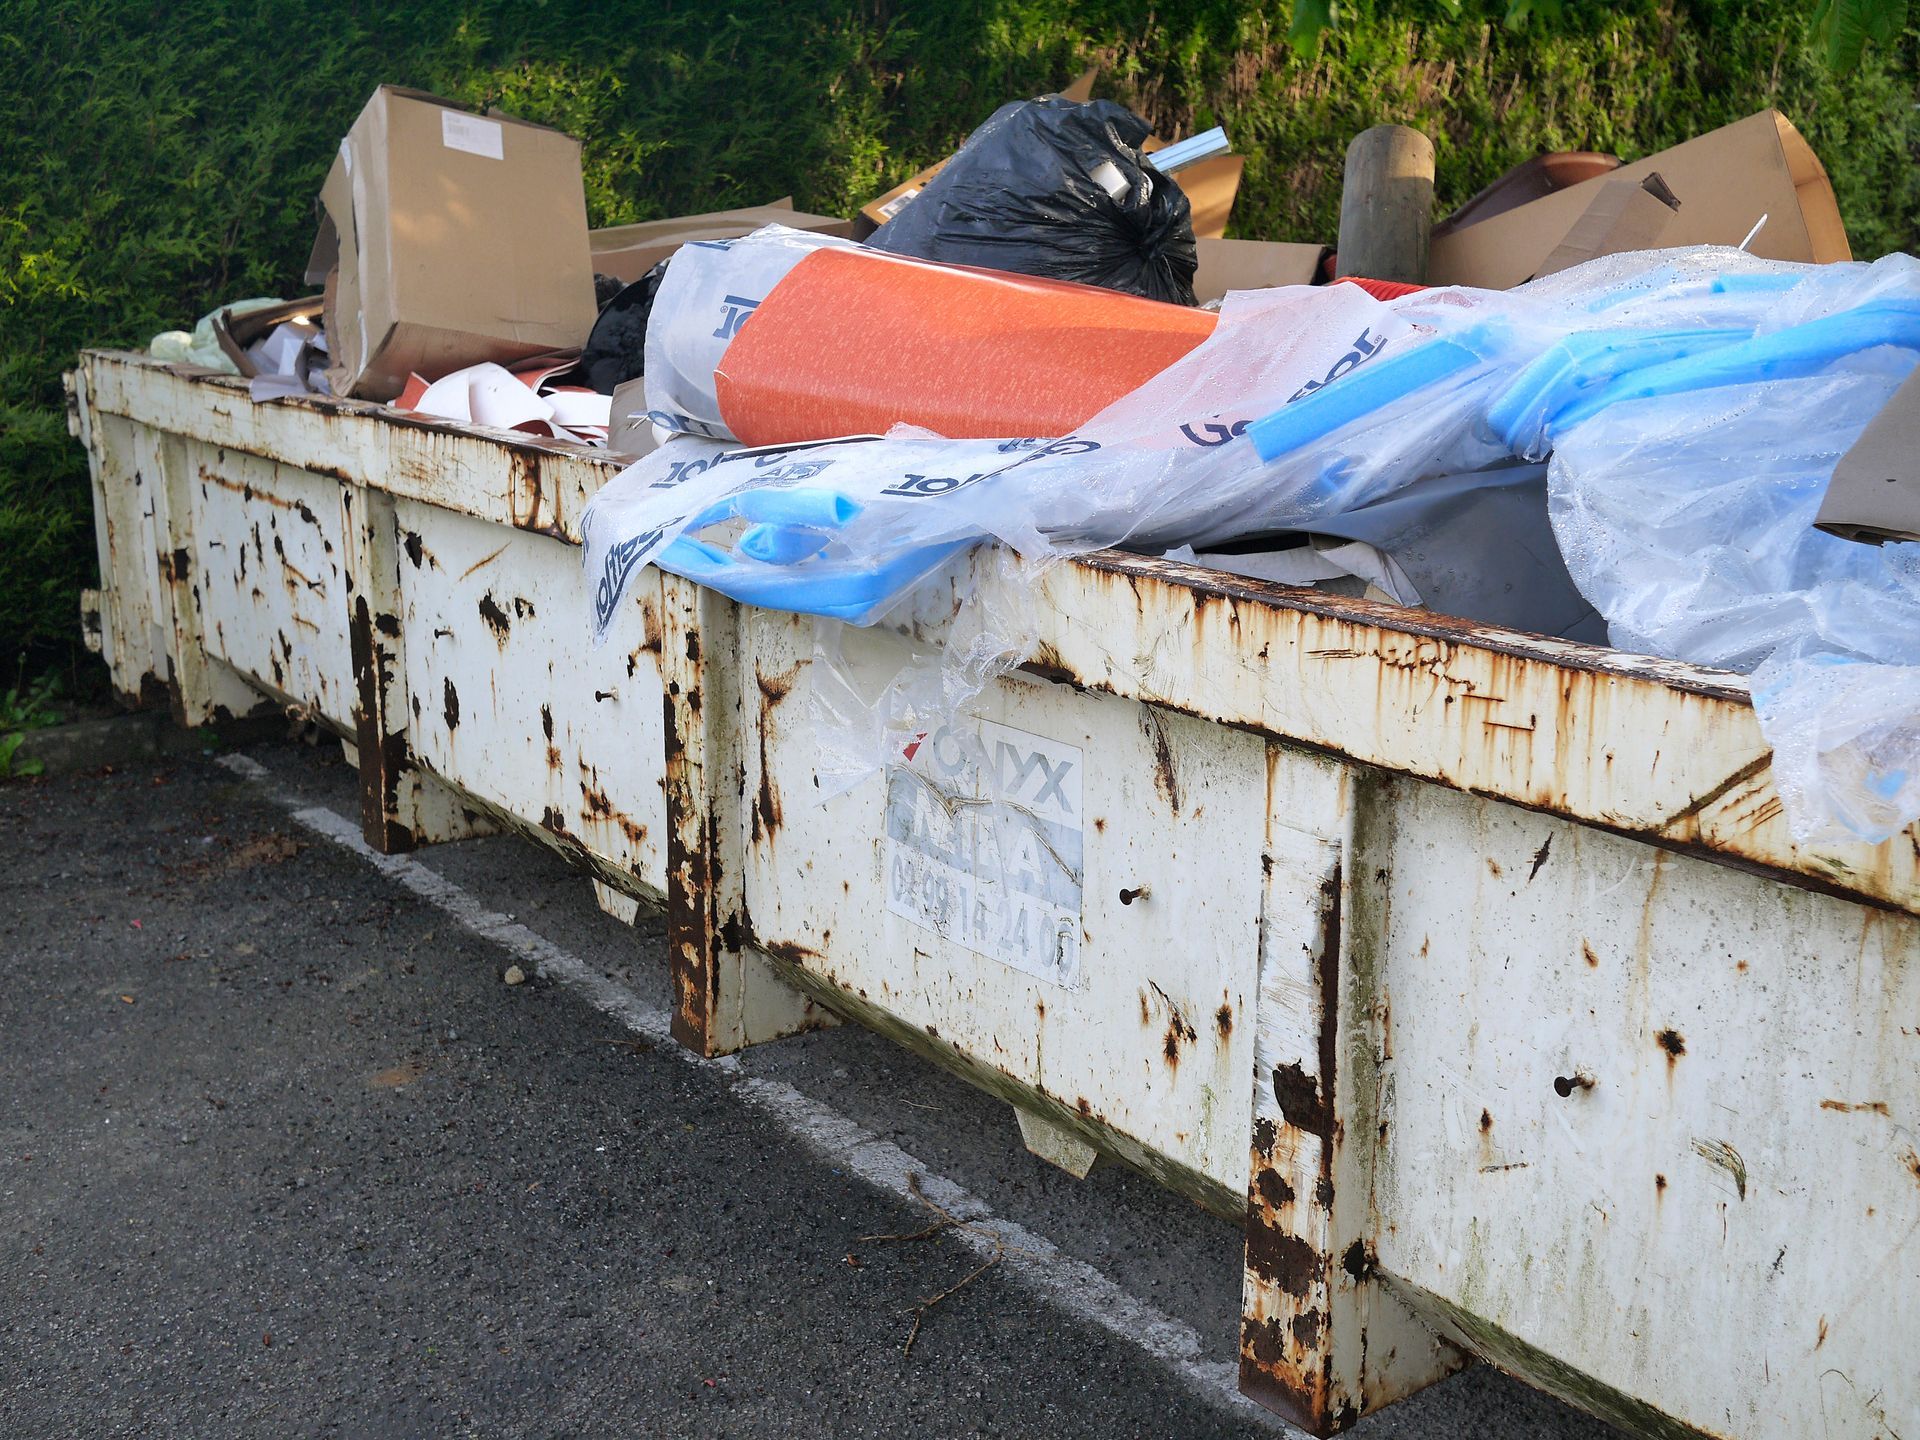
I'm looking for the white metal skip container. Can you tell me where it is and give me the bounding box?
[74,349,1920,1439]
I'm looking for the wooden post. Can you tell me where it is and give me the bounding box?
[1335,125,1436,286]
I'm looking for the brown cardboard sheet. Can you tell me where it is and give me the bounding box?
[1429,111,1849,289]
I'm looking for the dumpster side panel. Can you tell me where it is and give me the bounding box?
[1032,553,1920,917]
[81,353,608,541]
[740,608,1267,1204]
[391,499,670,897]
[1363,776,1920,1438]
[187,448,352,724]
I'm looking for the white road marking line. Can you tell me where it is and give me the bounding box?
[217,752,1296,1434]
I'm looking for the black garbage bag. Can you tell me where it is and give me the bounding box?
[578,260,671,395]
[869,96,1198,306]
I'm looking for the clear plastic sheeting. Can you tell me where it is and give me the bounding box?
[1550,362,1920,843]
[583,238,1920,842]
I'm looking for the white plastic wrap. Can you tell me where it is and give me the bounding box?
[584,233,1920,841]
[1549,361,1920,843]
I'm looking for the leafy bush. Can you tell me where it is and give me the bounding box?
[0,0,1914,676]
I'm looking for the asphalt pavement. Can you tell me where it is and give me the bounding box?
[0,738,1623,1438]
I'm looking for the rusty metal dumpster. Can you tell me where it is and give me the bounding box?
[72,348,1920,1439]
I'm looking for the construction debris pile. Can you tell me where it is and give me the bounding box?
[151,81,1920,843]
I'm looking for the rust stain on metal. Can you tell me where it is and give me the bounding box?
[509,452,545,532]
[1216,1003,1233,1038]
[661,691,714,1055]
[477,591,511,641]
[441,677,460,731]
[754,737,782,843]
[1272,1062,1330,1134]
[456,541,511,582]
[402,531,426,568]
[1656,753,1775,834]
[1657,1028,1687,1064]
[1256,1170,1295,1209]
[1819,1099,1891,1115]
[197,464,297,511]
[346,590,411,854]
[756,666,798,706]
[1252,1116,1278,1154]
[1239,1318,1334,1435]
[1246,1219,1325,1296]
[1142,708,1182,813]
[538,805,583,847]
[1527,835,1552,881]
[1582,941,1600,968]
[752,668,801,847]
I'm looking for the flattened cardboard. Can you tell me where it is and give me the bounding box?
[859,158,949,233]
[1815,368,1920,545]
[315,86,599,400]
[1535,171,1681,277]
[591,202,853,284]
[211,296,325,377]
[1193,238,1326,303]
[1171,153,1244,241]
[606,376,660,461]
[1429,110,1849,290]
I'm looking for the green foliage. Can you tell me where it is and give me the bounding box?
[0,0,1915,679]
[0,656,61,777]
[1811,0,1912,68]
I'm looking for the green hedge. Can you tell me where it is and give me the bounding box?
[2,0,1915,671]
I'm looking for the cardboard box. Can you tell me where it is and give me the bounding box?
[1535,172,1682,277]
[1428,110,1849,290]
[591,201,854,285]
[1193,238,1327,303]
[1815,368,1920,545]
[308,86,599,400]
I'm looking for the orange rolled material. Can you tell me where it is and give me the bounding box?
[713,245,1218,447]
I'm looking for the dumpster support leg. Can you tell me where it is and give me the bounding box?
[341,482,489,853]
[71,372,164,706]
[660,575,829,1057]
[1239,761,1464,1432]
